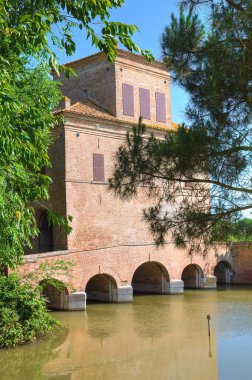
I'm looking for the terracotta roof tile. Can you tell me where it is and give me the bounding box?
[67,99,117,121]
[55,99,179,132]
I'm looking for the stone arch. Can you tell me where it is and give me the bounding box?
[38,211,53,253]
[82,266,121,290]
[40,279,69,310]
[182,264,204,289]
[214,260,234,285]
[131,261,170,294]
[85,273,118,303]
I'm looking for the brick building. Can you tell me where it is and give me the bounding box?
[21,50,236,310]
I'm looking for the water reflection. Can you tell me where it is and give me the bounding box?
[1,287,252,379]
[133,295,172,339]
[86,305,119,341]
[0,325,68,380]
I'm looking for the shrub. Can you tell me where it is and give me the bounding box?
[0,274,58,348]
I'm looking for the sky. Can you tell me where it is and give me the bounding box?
[56,0,189,125]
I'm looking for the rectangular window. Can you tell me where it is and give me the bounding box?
[93,153,105,182]
[185,181,193,188]
[139,88,151,120]
[122,83,134,116]
[155,92,166,123]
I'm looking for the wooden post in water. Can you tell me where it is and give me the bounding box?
[207,314,212,357]
[207,314,211,336]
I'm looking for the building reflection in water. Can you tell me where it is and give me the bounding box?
[42,295,218,380]
[0,293,221,380]
[3,288,252,379]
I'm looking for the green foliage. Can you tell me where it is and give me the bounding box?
[25,259,74,291]
[0,0,153,269]
[109,1,252,251]
[0,61,64,268]
[0,0,153,70]
[229,218,252,242]
[0,274,58,348]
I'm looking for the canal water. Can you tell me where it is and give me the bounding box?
[1,287,252,380]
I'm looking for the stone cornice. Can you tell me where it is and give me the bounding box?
[54,49,169,77]
[115,50,169,78]
[62,112,175,140]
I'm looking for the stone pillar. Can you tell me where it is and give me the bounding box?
[113,286,133,303]
[203,275,217,289]
[164,280,184,294]
[67,292,86,310]
[199,275,205,288]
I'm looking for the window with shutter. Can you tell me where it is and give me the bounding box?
[122,83,134,116]
[139,88,151,120]
[93,153,105,182]
[185,181,193,189]
[155,92,166,123]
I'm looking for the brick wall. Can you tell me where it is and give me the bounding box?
[64,119,159,251]
[56,55,117,115]
[232,243,252,283]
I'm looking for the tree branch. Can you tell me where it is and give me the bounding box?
[225,0,245,12]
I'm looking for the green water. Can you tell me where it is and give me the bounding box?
[1,287,252,380]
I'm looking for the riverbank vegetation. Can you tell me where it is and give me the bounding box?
[0,274,58,348]
[0,260,73,348]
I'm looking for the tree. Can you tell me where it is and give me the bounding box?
[1,0,153,68]
[109,0,252,253]
[0,63,63,269]
[0,0,153,269]
[230,218,252,241]
[0,273,58,348]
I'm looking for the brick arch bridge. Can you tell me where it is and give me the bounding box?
[20,242,235,310]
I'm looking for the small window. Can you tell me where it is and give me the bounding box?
[139,88,151,120]
[155,92,166,123]
[93,153,105,182]
[122,83,134,116]
[185,181,193,188]
[39,212,53,253]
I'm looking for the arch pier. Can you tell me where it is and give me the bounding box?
[182,264,204,289]
[132,261,183,295]
[181,264,217,290]
[85,273,133,304]
[41,280,86,311]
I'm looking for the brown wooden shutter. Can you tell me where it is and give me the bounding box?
[185,181,193,188]
[93,153,105,181]
[122,83,134,116]
[139,88,151,120]
[155,92,166,123]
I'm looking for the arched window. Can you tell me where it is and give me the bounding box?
[39,211,53,253]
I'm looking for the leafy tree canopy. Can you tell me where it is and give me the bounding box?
[109,0,252,253]
[229,218,252,241]
[1,0,153,68]
[0,0,153,269]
